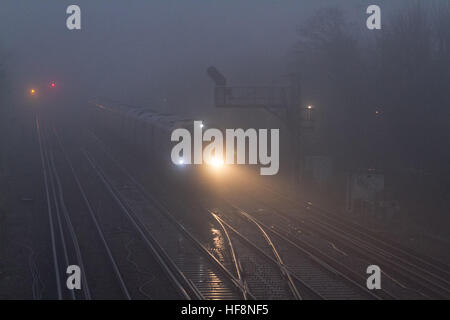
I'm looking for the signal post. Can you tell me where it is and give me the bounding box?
[207,66,313,187]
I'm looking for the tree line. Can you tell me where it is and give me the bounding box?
[292,2,450,174]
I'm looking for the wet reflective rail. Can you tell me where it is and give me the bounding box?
[84,132,246,300]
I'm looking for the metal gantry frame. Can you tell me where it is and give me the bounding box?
[207,66,311,185]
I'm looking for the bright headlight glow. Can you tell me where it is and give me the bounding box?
[208,157,224,168]
[178,159,184,165]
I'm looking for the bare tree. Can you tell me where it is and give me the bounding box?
[292,7,369,170]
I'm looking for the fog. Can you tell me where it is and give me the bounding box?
[0,0,398,112]
[0,0,449,227]
[2,1,450,302]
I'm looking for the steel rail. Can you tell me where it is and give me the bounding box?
[53,128,132,300]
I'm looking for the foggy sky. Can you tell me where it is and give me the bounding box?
[0,0,405,113]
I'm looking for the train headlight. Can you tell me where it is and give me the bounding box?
[209,157,224,169]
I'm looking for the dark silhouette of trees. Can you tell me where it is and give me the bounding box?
[292,3,450,173]
[292,7,370,170]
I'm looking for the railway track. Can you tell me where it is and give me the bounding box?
[86,129,385,300]
[37,116,201,299]
[79,125,449,300]
[211,213,308,299]
[36,116,91,299]
[209,213,251,299]
[82,150,199,299]
[211,206,377,300]
[84,131,247,300]
[53,128,132,299]
[259,182,450,277]
[224,182,450,299]
[303,204,450,284]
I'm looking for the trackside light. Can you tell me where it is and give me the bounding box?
[30,89,36,95]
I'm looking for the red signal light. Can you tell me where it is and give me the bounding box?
[50,82,56,88]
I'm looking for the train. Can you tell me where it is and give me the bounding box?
[88,97,195,167]
[86,97,230,190]
[87,97,265,189]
